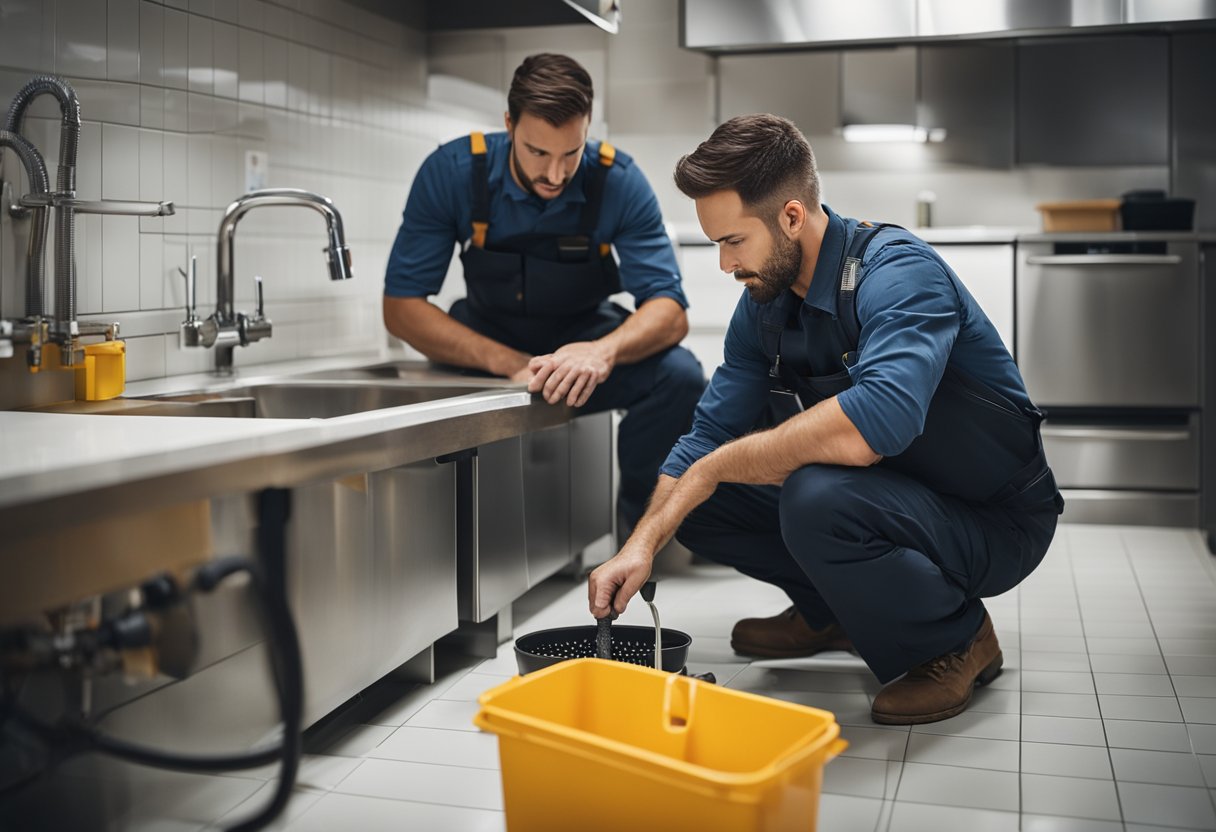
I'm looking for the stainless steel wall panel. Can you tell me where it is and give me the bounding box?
[840,48,918,127]
[570,412,614,555]
[368,459,457,683]
[1016,243,1200,408]
[523,423,573,585]
[456,437,529,623]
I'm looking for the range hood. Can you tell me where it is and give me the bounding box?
[423,0,619,31]
[839,47,945,143]
[682,0,1216,52]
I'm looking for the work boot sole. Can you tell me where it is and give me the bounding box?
[871,652,1004,726]
[730,638,856,659]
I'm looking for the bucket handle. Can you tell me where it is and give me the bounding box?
[662,672,696,733]
[823,738,848,762]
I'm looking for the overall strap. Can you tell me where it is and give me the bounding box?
[579,141,616,257]
[759,290,799,380]
[469,132,490,249]
[836,222,903,349]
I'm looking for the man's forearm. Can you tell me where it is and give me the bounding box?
[598,297,688,366]
[383,296,529,377]
[701,396,881,486]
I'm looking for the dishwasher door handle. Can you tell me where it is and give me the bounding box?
[1024,254,1183,267]
[1041,426,1193,442]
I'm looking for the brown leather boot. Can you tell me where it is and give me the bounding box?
[730,606,854,658]
[870,612,1003,725]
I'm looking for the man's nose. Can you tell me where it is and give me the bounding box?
[547,157,564,184]
[719,247,737,274]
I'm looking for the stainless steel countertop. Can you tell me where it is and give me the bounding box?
[672,224,1216,246]
[0,356,571,543]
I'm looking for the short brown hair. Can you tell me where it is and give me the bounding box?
[674,114,821,219]
[507,53,594,126]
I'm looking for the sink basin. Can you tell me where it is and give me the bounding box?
[289,361,518,388]
[32,382,508,419]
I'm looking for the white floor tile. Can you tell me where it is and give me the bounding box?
[1104,719,1193,752]
[1021,773,1122,821]
[1021,741,1113,780]
[1094,673,1176,696]
[1022,670,1097,694]
[905,733,1019,772]
[910,710,1020,741]
[896,762,1019,812]
[838,725,910,761]
[284,792,505,832]
[1021,816,1123,832]
[403,699,482,732]
[1021,715,1108,747]
[1117,782,1216,829]
[369,726,500,770]
[332,757,503,811]
[1110,748,1206,787]
[1023,691,1102,719]
[1099,694,1184,722]
[887,801,1019,831]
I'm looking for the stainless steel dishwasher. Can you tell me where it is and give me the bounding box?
[1016,238,1202,526]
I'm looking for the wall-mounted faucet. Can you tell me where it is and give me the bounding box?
[0,74,176,371]
[179,188,353,375]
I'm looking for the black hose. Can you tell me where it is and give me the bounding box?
[1,490,302,832]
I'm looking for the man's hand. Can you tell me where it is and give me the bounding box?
[508,363,534,384]
[588,541,654,618]
[528,340,616,407]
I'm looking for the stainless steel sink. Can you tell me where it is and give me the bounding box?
[32,381,507,419]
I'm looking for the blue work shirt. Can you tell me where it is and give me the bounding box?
[384,131,687,309]
[662,205,1031,478]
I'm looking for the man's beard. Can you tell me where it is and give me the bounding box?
[511,144,570,199]
[735,233,803,304]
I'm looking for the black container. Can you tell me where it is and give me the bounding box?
[514,624,692,675]
[1120,190,1195,231]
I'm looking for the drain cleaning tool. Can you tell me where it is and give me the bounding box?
[640,582,661,669]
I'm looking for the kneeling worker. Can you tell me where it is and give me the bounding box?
[589,114,1063,725]
[383,53,705,531]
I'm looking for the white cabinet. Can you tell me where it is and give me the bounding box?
[930,243,1016,358]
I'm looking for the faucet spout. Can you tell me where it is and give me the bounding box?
[216,188,353,324]
[208,188,353,374]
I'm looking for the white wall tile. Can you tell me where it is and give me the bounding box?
[102,124,141,201]
[80,214,104,314]
[239,0,266,33]
[57,0,108,79]
[76,121,103,201]
[238,29,265,104]
[164,89,189,132]
[102,215,140,311]
[262,36,288,109]
[189,0,215,18]
[163,133,189,215]
[214,0,239,24]
[139,234,164,310]
[163,7,189,90]
[69,79,141,127]
[139,129,165,202]
[107,0,141,83]
[122,333,167,381]
[138,2,164,86]
[187,92,215,133]
[187,134,213,208]
[0,0,56,74]
[212,21,239,99]
[140,86,165,129]
[286,42,309,113]
[162,235,190,310]
[187,13,213,94]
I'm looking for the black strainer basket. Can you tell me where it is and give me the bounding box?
[514,624,692,675]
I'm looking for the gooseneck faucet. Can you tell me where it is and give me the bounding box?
[180,188,353,375]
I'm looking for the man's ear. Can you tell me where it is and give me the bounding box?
[503,112,512,134]
[781,199,807,238]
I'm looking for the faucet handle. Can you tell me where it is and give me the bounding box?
[254,274,264,319]
[177,256,199,322]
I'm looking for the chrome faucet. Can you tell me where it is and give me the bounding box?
[179,188,353,375]
[1,74,175,369]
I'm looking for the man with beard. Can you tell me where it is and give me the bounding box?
[384,54,704,533]
[587,114,1063,725]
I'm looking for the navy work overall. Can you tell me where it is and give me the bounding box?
[452,131,627,356]
[676,223,1063,682]
[450,132,704,528]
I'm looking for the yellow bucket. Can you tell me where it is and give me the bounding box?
[474,658,847,832]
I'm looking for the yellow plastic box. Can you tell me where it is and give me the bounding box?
[474,658,847,832]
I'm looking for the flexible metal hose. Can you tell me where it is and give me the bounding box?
[4,76,80,334]
[0,131,49,316]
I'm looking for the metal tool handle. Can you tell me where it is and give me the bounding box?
[640,581,663,671]
[595,614,615,660]
[254,275,264,319]
[1025,254,1182,267]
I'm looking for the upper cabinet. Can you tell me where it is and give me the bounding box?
[682,0,1210,52]
[1016,36,1169,166]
